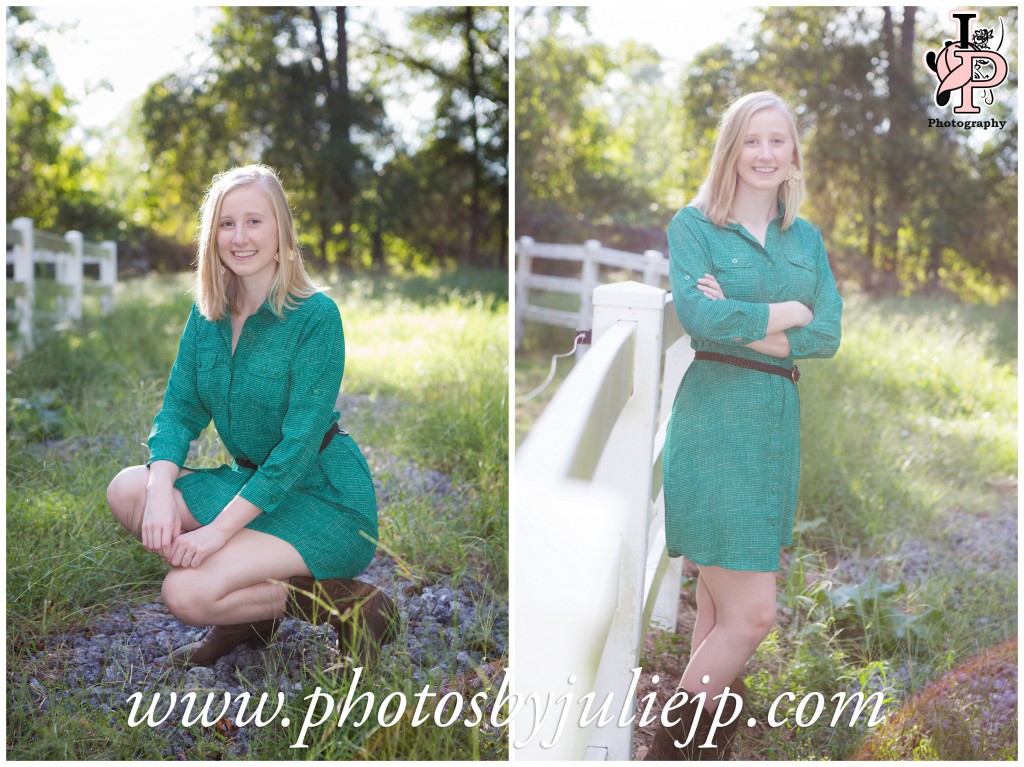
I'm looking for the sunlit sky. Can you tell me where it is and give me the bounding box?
[26,4,977,141]
[29,5,216,131]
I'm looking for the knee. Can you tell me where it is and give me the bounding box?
[107,466,146,529]
[743,604,776,644]
[162,570,210,626]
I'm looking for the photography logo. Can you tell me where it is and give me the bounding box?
[924,11,1008,123]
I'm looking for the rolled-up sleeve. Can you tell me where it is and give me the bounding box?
[238,301,344,514]
[783,233,843,359]
[147,305,212,467]
[668,210,769,344]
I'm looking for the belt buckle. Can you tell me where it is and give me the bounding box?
[791,364,800,383]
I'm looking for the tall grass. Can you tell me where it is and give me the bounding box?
[797,293,1016,549]
[6,268,508,760]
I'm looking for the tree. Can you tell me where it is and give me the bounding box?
[6,8,121,238]
[140,7,385,267]
[138,6,508,270]
[515,7,680,251]
[371,6,509,267]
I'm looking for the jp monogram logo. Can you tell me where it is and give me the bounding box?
[924,11,1008,114]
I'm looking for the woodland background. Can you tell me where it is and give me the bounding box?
[7,6,509,273]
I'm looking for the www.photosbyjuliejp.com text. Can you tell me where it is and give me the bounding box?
[125,667,887,751]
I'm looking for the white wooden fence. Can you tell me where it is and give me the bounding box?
[514,237,669,347]
[514,281,694,761]
[6,216,117,354]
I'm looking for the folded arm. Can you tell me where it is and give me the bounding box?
[696,273,810,357]
[781,235,843,359]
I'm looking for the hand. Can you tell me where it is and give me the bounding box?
[141,484,181,561]
[169,525,230,568]
[697,274,726,300]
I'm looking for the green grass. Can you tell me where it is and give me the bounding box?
[6,268,509,760]
[795,292,1016,548]
[514,318,581,446]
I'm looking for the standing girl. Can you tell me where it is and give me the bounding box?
[645,92,842,759]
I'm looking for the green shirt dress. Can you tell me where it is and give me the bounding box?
[147,291,378,580]
[663,205,843,571]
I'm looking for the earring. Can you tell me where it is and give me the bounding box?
[274,252,280,262]
[786,166,803,188]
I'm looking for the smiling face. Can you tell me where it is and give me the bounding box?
[734,107,797,195]
[216,184,280,288]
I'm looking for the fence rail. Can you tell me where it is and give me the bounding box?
[515,237,669,347]
[6,217,117,355]
[515,281,694,761]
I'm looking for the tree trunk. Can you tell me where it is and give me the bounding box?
[335,7,354,260]
[881,6,918,285]
[464,6,483,266]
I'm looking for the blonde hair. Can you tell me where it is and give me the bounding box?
[194,164,319,321]
[691,91,805,231]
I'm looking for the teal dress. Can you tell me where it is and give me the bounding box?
[147,291,378,579]
[663,205,842,571]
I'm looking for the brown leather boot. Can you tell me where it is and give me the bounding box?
[643,683,745,761]
[719,678,746,759]
[286,577,399,668]
[643,689,712,760]
[168,619,279,668]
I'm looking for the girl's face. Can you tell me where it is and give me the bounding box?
[734,107,796,195]
[216,184,280,285]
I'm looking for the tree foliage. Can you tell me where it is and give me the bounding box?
[7,6,508,273]
[372,6,509,267]
[515,7,679,251]
[138,6,508,271]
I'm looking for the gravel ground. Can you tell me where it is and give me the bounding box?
[20,446,508,759]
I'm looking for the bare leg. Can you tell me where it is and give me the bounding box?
[690,573,717,654]
[108,464,311,625]
[161,527,311,626]
[679,565,776,711]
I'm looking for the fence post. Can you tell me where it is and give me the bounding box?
[11,217,35,350]
[515,236,534,348]
[100,240,118,312]
[643,249,665,287]
[586,281,668,760]
[580,240,601,334]
[63,229,84,322]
